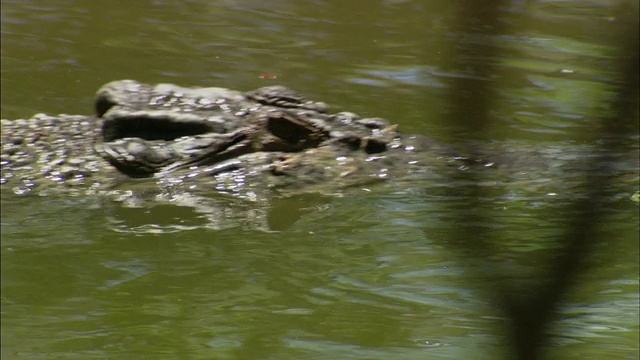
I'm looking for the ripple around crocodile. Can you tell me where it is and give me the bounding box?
[3,80,638,232]
[2,80,483,199]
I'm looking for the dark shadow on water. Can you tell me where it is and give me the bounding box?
[431,1,639,359]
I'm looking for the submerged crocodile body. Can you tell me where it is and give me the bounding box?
[1,80,476,198]
[2,80,637,231]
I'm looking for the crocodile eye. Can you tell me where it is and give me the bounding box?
[266,115,314,143]
[364,138,387,154]
[103,115,215,142]
[337,135,362,151]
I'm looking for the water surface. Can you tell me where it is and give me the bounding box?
[1,1,638,359]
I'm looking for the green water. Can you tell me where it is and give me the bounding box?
[1,1,638,359]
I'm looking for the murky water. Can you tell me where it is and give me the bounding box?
[1,1,638,359]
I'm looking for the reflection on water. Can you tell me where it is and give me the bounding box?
[2,171,637,359]
[1,0,638,359]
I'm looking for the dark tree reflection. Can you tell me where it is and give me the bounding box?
[437,1,639,359]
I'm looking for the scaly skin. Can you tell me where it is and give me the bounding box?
[1,80,467,197]
[1,114,116,195]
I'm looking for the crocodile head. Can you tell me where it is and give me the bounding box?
[93,80,399,181]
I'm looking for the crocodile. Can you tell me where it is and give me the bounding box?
[1,80,479,199]
[2,80,637,232]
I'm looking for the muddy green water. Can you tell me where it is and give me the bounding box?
[1,1,638,359]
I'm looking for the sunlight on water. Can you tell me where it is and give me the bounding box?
[1,0,638,359]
